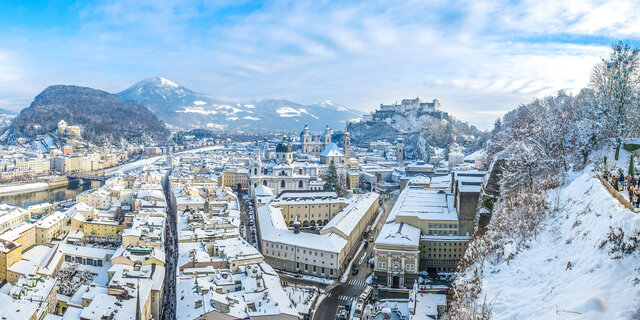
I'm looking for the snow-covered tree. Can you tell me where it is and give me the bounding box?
[590,41,640,160]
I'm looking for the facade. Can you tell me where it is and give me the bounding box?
[373,175,481,288]
[221,166,249,190]
[248,138,319,197]
[300,124,332,154]
[35,211,66,245]
[396,136,404,166]
[0,239,21,282]
[257,192,379,279]
[0,205,30,230]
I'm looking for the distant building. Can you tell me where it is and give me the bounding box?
[301,124,332,154]
[56,120,82,138]
[248,137,320,197]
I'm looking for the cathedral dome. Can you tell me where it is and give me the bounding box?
[276,138,293,153]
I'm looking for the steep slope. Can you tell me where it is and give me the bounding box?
[116,77,361,131]
[471,171,640,319]
[9,85,168,146]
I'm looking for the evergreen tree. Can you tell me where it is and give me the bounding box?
[325,162,338,191]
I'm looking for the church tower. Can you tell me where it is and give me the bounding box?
[301,124,312,153]
[323,125,332,149]
[344,122,351,161]
[395,134,404,166]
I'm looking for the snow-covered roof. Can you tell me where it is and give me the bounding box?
[320,142,344,157]
[375,222,421,248]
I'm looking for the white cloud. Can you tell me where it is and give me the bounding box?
[0,0,638,127]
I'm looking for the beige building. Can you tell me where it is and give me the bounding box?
[54,155,84,173]
[258,192,379,279]
[16,158,51,175]
[374,181,472,288]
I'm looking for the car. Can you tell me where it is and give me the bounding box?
[363,241,368,248]
[351,267,359,275]
[369,236,374,242]
[293,274,302,278]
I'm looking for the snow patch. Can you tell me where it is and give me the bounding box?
[177,107,217,115]
[192,100,207,105]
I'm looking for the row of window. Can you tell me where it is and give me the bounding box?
[428,223,458,229]
[64,255,104,266]
[265,243,333,258]
[427,230,459,235]
[376,262,415,271]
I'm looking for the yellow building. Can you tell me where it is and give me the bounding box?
[35,211,66,245]
[84,219,121,238]
[346,171,359,190]
[222,166,249,190]
[0,239,22,282]
[270,192,349,228]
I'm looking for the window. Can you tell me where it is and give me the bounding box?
[97,260,103,267]
[406,264,415,271]
[281,180,286,188]
[298,181,303,188]
[378,262,386,269]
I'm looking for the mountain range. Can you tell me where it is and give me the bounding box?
[116,77,362,132]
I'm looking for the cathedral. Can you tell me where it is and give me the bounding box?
[248,137,321,197]
[300,124,333,154]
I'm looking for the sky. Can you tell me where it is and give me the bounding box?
[0,0,639,130]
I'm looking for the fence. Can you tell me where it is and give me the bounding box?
[597,175,638,212]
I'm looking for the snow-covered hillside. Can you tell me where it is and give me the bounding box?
[480,170,640,319]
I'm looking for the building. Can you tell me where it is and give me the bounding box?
[35,211,66,245]
[248,138,320,197]
[320,142,346,165]
[57,120,82,138]
[221,166,249,191]
[54,155,85,173]
[396,135,404,166]
[257,192,379,278]
[0,239,21,282]
[16,158,51,175]
[0,204,30,230]
[373,175,478,288]
[301,124,332,154]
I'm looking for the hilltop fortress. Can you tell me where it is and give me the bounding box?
[362,97,448,122]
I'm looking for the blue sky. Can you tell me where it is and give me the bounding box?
[0,0,639,129]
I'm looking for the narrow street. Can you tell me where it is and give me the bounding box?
[312,192,398,320]
[161,157,177,320]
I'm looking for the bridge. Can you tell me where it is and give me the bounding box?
[66,173,109,182]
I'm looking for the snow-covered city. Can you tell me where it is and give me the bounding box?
[0,1,639,320]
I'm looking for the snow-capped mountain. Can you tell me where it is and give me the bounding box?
[116,77,362,131]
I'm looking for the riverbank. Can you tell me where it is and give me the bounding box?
[0,182,50,196]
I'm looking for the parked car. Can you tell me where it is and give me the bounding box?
[352,267,359,275]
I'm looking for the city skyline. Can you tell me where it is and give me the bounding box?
[0,1,639,129]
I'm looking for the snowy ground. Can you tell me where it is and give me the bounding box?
[481,170,640,319]
[0,182,49,195]
[106,156,163,176]
[278,270,335,285]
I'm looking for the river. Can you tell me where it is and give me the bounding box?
[0,180,102,208]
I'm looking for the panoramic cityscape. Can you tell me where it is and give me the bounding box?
[0,1,639,320]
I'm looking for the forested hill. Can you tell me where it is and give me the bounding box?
[7,85,169,146]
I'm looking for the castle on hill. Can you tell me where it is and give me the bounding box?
[362,97,447,122]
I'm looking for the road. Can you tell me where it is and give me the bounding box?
[237,193,256,247]
[312,193,398,320]
[161,158,178,320]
